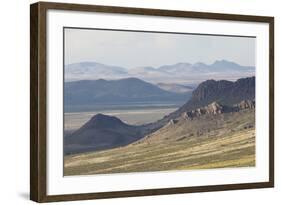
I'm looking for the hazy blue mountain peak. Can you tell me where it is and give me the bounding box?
[65,60,255,83]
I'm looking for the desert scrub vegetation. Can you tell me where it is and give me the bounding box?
[64,128,255,176]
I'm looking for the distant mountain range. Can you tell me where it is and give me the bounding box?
[64,78,192,112]
[65,60,255,83]
[65,62,127,80]
[64,76,255,155]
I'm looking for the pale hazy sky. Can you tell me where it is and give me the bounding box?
[64,28,256,68]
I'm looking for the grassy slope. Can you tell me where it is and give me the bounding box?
[64,109,255,176]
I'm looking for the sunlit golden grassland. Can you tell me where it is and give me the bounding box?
[64,128,255,176]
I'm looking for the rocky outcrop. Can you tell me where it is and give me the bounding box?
[180,100,255,120]
[237,100,255,109]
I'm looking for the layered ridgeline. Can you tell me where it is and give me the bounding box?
[64,78,192,112]
[64,76,255,155]
[65,60,255,83]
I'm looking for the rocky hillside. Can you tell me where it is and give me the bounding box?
[146,77,255,131]
[176,76,254,114]
[135,100,255,144]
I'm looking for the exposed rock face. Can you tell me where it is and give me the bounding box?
[190,77,255,104]
[206,102,223,115]
[177,77,255,114]
[168,119,175,125]
[181,102,222,119]
[180,100,255,120]
[191,80,233,102]
[167,119,179,126]
[237,100,255,109]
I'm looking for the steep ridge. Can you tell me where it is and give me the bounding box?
[145,76,255,132]
[173,76,255,116]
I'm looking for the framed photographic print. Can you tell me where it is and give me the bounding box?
[30,1,274,202]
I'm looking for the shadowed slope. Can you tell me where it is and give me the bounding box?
[64,114,143,155]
